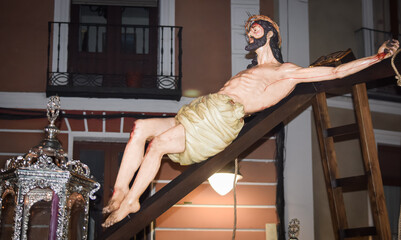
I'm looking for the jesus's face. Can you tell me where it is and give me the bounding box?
[245,23,267,51]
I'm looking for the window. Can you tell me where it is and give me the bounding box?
[47,0,182,99]
[68,4,158,88]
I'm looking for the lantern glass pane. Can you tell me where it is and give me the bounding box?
[0,192,16,239]
[27,199,52,239]
[68,193,86,240]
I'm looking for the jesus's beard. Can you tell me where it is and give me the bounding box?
[245,35,267,51]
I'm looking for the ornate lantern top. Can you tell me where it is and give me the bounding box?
[1,96,96,183]
[0,96,100,240]
[47,95,60,126]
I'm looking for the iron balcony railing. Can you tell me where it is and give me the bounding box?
[355,28,401,102]
[47,22,183,100]
[355,27,398,57]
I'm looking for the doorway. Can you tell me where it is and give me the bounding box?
[378,144,401,240]
[73,141,152,240]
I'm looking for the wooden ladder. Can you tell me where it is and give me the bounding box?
[312,83,391,239]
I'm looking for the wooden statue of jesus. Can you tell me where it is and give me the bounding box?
[102,15,399,228]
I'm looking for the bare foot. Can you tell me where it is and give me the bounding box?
[102,187,128,214]
[102,200,140,228]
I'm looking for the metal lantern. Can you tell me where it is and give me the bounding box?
[0,96,100,240]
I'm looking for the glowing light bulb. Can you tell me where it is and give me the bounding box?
[208,173,243,196]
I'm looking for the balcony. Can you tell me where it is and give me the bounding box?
[47,22,183,100]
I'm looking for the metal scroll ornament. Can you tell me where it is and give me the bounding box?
[47,95,60,126]
[288,218,300,240]
[0,96,100,240]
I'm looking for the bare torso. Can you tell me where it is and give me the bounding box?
[218,63,298,114]
[218,26,399,115]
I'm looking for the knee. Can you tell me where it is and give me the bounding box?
[145,135,170,156]
[129,119,146,140]
[149,132,185,155]
[146,136,163,153]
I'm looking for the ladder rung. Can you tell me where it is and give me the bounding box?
[333,175,368,192]
[340,226,377,238]
[325,123,359,142]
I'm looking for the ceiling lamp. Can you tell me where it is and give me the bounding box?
[208,160,243,196]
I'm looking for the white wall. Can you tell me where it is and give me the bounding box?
[284,108,314,240]
[278,0,314,239]
[278,0,310,67]
[231,0,260,76]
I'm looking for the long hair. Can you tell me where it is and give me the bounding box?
[247,19,284,68]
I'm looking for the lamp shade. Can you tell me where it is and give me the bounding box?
[208,161,242,196]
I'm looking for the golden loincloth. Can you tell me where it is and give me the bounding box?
[167,93,245,165]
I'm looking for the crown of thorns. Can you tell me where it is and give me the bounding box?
[245,15,281,47]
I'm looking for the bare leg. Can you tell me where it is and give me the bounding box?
[102,123,186,228]
[102,118,177,214]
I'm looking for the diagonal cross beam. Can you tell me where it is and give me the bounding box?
[102,57,399,240]
[102,91,315,240]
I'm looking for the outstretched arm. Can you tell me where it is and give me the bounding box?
[283,39,399,84]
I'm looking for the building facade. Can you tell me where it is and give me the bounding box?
[0,0,400,239]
